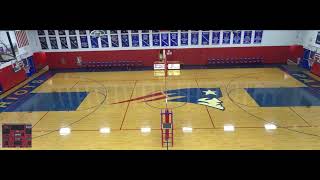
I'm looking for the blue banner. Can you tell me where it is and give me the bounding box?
[79,30,87,35]
[111,35,119,47]
[131,34,140,47]
[161,33,169,46]
[39,37,48,49]
[222,31,231,44]
[142,34,150,47]
[37,30,45,35]
[69,36,78,49]
[101,35,109,47]
[191,32,199,45]
[201,32,209,45]
[243,31,252,44]
[316,32,320,45]
[91,36,99,48]
[212,31,220,45]
[170,33,178,46]
[181,32,188,46]
[58,30,66,35]
[80,36,89,48]
[48,30,55,35]
[152,33,160,46]
[69,30,76,35]
[254,30,263,44]
[60,37,68,49]
[49,37,58,49]
[233,31,241,44]
[121,34,129,47]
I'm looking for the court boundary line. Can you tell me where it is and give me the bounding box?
[119,80,137,130]
[32,111,49,128]
[194,79,216,128]
[31,76,108,140]
[225,73,320,138]
[288,107,312,127]
[31,125,320,132]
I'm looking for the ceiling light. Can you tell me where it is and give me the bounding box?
[264,123,277,130]
[182,127,192,132]
[141,127,151,133]
[224,125,235,132]
[59,127,71,136]
[100,127,111,134]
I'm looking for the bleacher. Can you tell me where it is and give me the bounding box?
[79,60,144,71]
[207,57,264,66]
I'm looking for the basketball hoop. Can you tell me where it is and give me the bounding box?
[90,30,106,38]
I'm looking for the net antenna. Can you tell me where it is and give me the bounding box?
[89,30,107,38]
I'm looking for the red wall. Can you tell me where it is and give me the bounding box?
[0,52,47,93]
[33,52,48,71]
[46,49,159,69]
[288,45,304,63]
[0,65,27,92]
[44,46,303,69]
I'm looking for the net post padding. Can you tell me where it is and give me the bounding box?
[160,108,173,147]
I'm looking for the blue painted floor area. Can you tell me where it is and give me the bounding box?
[3,92,88,112]
[165,88,223,103]
[245,87,320,107]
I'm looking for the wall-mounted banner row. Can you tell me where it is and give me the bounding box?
[38,30,263,50]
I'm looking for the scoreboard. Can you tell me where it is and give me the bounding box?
[2,124,32,148]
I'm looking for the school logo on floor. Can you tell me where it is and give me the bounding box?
[112,88,225,110]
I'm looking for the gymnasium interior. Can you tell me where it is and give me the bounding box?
[1,30,320,150]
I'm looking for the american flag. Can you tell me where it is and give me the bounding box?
[14,30,29,48]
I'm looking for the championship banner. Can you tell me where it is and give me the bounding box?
[316,32,320,45]
[80,36,89,48]
[201,32,209,45]
[60,37,68,49]
[90,36,99,48]
[212,31,220,45]
[58,30,66,35]
[111,35,119,47]
[170,32,178,46]
[101,35,109,47]
[222,31,231,44]
[69,36,78,49]
[131,34,140,47]
[152,33,160,46]
[142,33,150,47]
[37,30,45,35]
[39,37,48,49]
[243,31,252,44]
[232,31,241,44]
[254,30,263,44]
[49,37,58,49]
[121,34,129,47]
[161,33,169,46]
[191,31,199,45]
[180,32,188,46]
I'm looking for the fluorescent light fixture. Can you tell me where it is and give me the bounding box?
[224,124,235,132]
[100,127,111,134]
[182,127,192,132]
[264,123,277,130]
[141,127,151,133]
[59,127,71,136]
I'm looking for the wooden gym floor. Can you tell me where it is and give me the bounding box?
[1,66,320,150]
